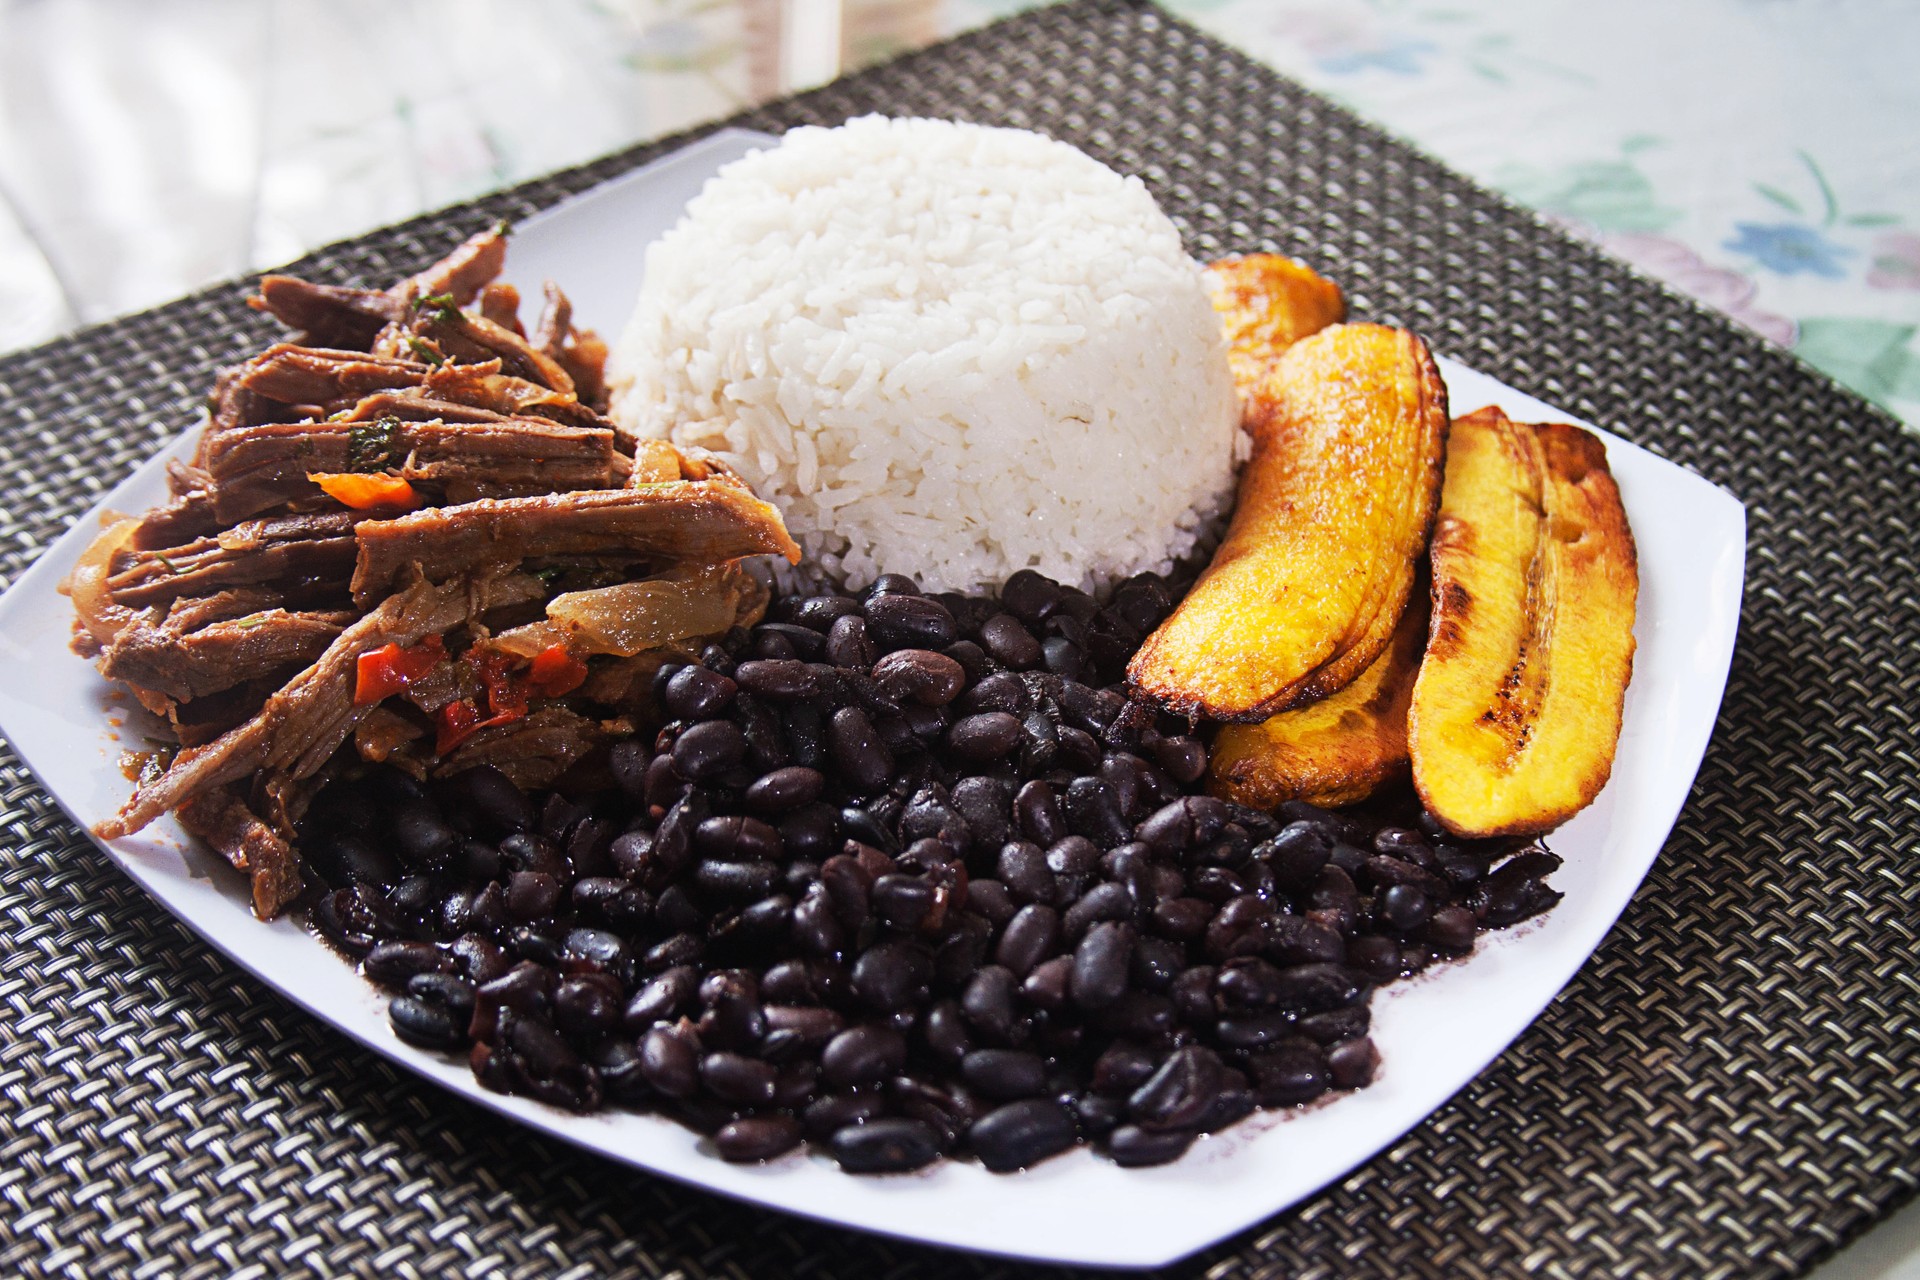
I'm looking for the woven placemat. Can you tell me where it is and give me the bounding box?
[2,3,1916,1276]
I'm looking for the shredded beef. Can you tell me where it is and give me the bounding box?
[349,484,801,605]
[176,787,304,919]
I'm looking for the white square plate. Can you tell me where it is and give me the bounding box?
[0,129,1746,1269]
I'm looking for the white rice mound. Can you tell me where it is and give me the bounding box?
[607,115,1241,595]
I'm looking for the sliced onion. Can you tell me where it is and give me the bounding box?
[60,515,141,649]
[488,619,574,660]
[544,565,744,658]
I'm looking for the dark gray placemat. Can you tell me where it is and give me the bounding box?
[2,2,1916,1276]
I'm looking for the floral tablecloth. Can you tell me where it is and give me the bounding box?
[4,0,1916,429]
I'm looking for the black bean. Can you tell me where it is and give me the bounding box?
[392,798,457,869]
[872,649,967,706]
[701,1052,777,1105]
[761,1004,843,1048]
[571,877,650,931]
[962,966,1022,1044]
[456,765,536,835]
[819,854,873,930]
[970,1099,1077,1172]
[1151,896,1214,941]
[1270,963,1368,1013]
[314,885,397,955]
[962,670,1032,717]
[1261,822,1333,888]
[506,871,563,922]
[1072,921,1134,1010]
[851,940,929,1012]
[735,658,819,701]
[1380,883,1434,932]
[507,927,563,968]
[737,766,821,817]
[962,1048,1049,1101]
[822,614,879,673]
[1020,954,1075,1011]
[664,665,737,720]
[654,885,703,935]
[997,842,1058,905]
[498,831,567,879]
[594,1037,651,1103]
[792,594,864,631]
[1041,636,1086,680]
[873,875,939,932]
[828,706,892,793]
[1246,1042,1330,1107]
[363,941,452,989]
[1346,935,1402,982]
[1048,834,1103,890]
[1150,735,1208,785]
[1266,914,1347,966]
[802,1092,889,1141]
[791,884,845,957]
[714,1114,803,1163]
[831,1118,943,1174]
[865,594,957,650]
[1014,780,1067,845]
[763,808,828,865]
[978,614,1043,670]
[1090,1042,1159,1095]
[311,833,400,890]
[1062,879,1130,941]
[644,932,703,973]
[865,573,921,599]
[672,720,747,780]
[1191,1074,1257,1132]
[947,711,1023,762]
[995,904,1060,977]
[1329,841,1369,874]
[1128,935,1183,994]
[1426,904,1478,952]
[448,934,510,985]
[1107,1124,1195,1167]
[625,966,697,1031]
[752,630,797,660]
[999,570,1062,623]
[1215,1011,1296,1050]
[390,995,464,1049]
[1297,1005,1370,1045]
[1328,1037,1380,1089]
[693,815,783,862]
[948,776,1013,853]
[1128,1045,1224,1132]
[555,974,624,1036]
[1215,957,1289,1011]
[758,622,827,661]
[967,879,1016,927]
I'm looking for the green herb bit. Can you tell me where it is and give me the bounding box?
[346,416,404,473]
[406,336,449,367]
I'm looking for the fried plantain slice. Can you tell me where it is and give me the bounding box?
[1409,407,1639,837]
[1205,254,1346,386]
[1208,582,1427,809]
[1129,322,1449,721]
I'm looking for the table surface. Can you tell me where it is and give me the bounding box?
[1,2,1917,1276]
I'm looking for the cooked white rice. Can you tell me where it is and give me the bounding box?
[607,115,1240,595]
